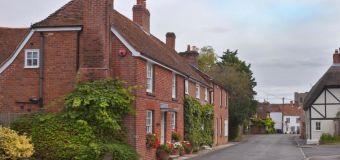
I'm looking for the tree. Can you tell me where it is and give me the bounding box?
[198,46,217,73]
[198,48,257,140]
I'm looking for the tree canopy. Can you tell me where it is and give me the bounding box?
[198,47,257,140]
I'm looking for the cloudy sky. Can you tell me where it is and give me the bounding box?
[1,0,340,103]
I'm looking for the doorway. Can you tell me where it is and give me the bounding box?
[161,112,167,144]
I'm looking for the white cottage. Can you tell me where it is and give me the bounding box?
[304,50,340,144]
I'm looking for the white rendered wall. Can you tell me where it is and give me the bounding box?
[270,112,282,130]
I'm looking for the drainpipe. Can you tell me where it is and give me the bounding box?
[39,32,45,110]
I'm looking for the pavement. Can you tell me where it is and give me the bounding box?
[190,134,304,160]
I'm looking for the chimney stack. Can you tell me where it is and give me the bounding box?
[133,0,150,33]
[166,32,176,49]
[81,0,113,80]
[180,44,199,67]
[333,49,340,64]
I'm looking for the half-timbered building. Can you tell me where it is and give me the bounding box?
[304,49,340,144]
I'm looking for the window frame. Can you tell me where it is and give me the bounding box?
[286,118,290,123]
[172,73,177,99]
[315,121,321,131]
[24,49,40,68]
[146,62,153,93]
[204,87,208,101]
[171,112,177,131]
[195,83,200,99]
[185,79,189,95]
[146,110,153,134]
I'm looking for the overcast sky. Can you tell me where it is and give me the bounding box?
[1,0,340,103]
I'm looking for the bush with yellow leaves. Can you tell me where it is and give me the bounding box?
[0,126,34,159]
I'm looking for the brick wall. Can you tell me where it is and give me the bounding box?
[111,35,185,159]
[0,31,78,116]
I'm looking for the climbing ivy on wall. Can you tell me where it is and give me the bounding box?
[184,97,214,150]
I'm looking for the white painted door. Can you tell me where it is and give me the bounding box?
[161,112,166,144]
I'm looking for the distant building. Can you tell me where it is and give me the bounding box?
[295,92,308,106]
[255,100,303,134]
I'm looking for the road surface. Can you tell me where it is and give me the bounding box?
[191,134,304,160]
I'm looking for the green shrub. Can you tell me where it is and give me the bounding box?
[0,126,34,159]
[320,133,340,144]
[184,97,214,150]
[12,114,101,160]
[172,132,181,142]
[103,143,139,160]
[64,79,135,139]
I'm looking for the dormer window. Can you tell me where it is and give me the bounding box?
[25,49,39,68]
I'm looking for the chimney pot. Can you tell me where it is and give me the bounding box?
[166,32,176,49]
[187,45,191,51]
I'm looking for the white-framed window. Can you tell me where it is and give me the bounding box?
[185,79,189,95]
[296,118,300,123]
[316,122,321,131]
[146,63,153,93]
[172,73,176,99]
[205,87,208,101]
[286,118,290,123]
[195,83,200,99]
[25,49,40,68]
[146,110,153,133]
[171,112,176,130]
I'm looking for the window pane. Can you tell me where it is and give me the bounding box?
[33,52,38,58]
[27,59,32,66]
[33,59,38,66]
[27,52,33,59]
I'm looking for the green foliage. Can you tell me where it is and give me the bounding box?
[171,132,181,142]
[184,97,214,150]
[320,133,340,144]
[199,48,257,140]
[11,79,138,160]
[103,143,139,160]
[251,118,275,134]
[12,114,101,160]
[0,126,34,160]
[64,79,135,139]
[198,46,217,73]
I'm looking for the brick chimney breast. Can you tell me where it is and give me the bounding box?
[81,0,113,80]
[166,32,176,49]
[179,45,199,67]
[333,49,340,64]
[133,0,150,33]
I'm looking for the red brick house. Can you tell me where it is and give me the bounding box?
[0,0,229,159]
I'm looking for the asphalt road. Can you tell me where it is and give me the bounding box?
[191,134,304,160]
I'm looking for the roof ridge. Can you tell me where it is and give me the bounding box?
[32,0,82,27]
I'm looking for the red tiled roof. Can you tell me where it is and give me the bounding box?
[110,10,209,85]
[2,0,209,85]
[0,28,29,65]
[32,0,83,27]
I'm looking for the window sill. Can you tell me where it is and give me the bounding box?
[172,98,178,102]
[24,66,39,69]
[146,92,155,97]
